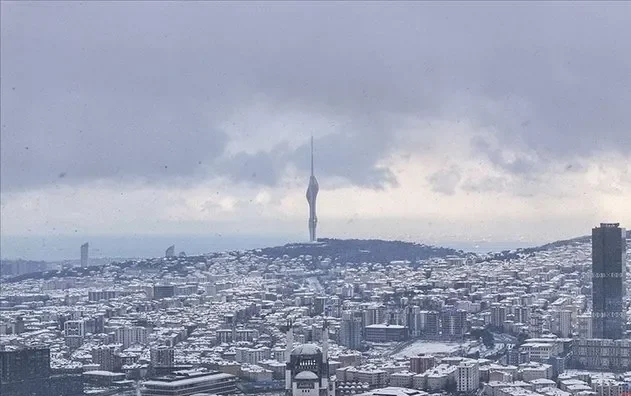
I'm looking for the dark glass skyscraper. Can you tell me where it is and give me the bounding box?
[592,223,627,339]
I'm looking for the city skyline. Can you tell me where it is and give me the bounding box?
[1,2,630,248]
[3,2,631,395]
[1,220,629,396]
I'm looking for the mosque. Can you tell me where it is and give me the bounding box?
[285,321,335,396]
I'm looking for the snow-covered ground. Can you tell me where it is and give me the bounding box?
[392,340,468,357]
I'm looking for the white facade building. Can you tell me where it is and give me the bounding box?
[457,361,480,392]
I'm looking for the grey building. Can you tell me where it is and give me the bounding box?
[153,285,175,300]
[151,346,175,368]
[573,338,631,371]
[440,308,467,339]
[423,310,440,338]
[364,324,408,342]
[339,311,363,350]
[141,371,237,396]
[80,242,89,267]
[591,223,627,339]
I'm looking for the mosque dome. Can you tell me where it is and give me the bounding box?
[291,344,322,356]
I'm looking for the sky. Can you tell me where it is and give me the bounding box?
[1,2,630,259]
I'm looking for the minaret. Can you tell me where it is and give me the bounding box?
[285,319,294,393]
[306,136,319,242]
[285,319,294,363]
[322,320,329,361]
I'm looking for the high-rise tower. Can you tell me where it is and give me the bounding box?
[306,137,319,242]
[592,223,627,339]
[80,242,89,267]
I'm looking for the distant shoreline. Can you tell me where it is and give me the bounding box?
[1,234,540,262]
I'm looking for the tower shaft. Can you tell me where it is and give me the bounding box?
[306,136,319,242]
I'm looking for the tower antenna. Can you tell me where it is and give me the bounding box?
[310,135,314,176]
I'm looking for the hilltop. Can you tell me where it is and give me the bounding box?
[2,230,629,283]
[476,229,630,262]
[258,238,465,264]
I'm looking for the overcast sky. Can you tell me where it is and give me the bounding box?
[1,2,630,255]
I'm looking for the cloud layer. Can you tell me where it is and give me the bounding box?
[1,2,630,247]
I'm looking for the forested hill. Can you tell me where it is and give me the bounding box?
[477,229,630,262]
[258,238,464,264]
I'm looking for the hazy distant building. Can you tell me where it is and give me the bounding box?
[422,310,440,338]
[151,346,174,369]
[573,338,631,370]
[577,313,592,338]
[551,309,572,338]
[92,345,121,372]
[0,260,47,276]
[64,320,86,348]
[456,361,480,392]
[441,308,467,339]
[506,348,530,365]
[592,223,627,339]
[314,296,327,315]
[490,303,507,330]
[339,311,363,350]
[410,354,435,374]
[364,324,408,342]
[153,285,175,300]
[306,136,319,242]
[165,245,175,258]
[115,326,148,348]
[80,242,89,267]
[88,290,125,302]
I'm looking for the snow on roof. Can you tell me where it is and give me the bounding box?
[365,324,406,329]
[84,370,126,377]
[291,344,321,355]
[143,372,234,388]
[358,386,429,396]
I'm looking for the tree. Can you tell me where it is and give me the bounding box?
[482,330,495,348]
[516,331,529,347]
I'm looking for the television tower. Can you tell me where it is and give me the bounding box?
[306,136,319,242]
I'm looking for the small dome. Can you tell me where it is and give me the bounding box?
[295,371,319,380]
[291,344,321,356]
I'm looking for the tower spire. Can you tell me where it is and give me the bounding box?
[306,136,319,242]
[310,135,314,177]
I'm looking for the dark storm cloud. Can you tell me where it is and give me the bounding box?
[471,136,540,176]
[290,123,399,189]
[218,148,288,187]
[218,120,398,189]
[2,2,630,191]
